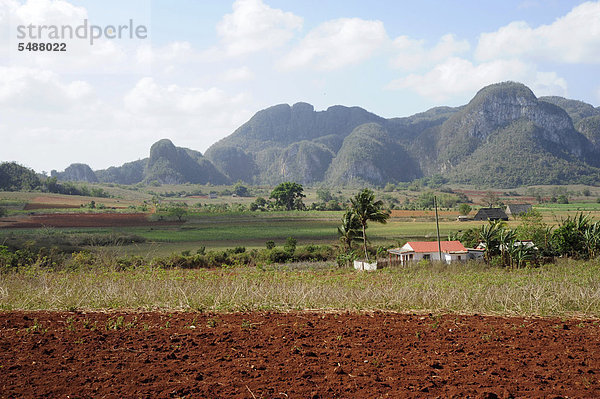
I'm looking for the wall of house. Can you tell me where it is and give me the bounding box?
[400,252,466,265]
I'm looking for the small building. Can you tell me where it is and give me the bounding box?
[505,204,532,218]
[476,240,537,251]
[388,241,469,265]
[467,248,485,260]
[473,207,508,221]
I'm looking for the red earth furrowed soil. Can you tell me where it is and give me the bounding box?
[0,213,181,228]
[1,311,599,398]
[389,210,459,218]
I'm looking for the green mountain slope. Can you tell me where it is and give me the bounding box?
[51,163,98,183]
[539,96,600,124]
[326,123,421,186]
[576,115,600,151]
[96,159,147,185]
[47,81,600,188]
[144,139,229,185]
[448,119,600,186]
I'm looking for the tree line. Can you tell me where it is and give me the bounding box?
[0,162,109,198]
[452,210,600,266]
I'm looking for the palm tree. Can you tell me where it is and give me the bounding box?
[350,189,390,261]
[338,210,362,252]
[478,219,505,263]
[583,221,600,259]
[510,243,534,268]
[498,228,516,267]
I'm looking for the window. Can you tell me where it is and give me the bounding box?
[423,254,431,260]
[458,256,461,260]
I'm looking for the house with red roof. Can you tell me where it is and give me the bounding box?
[387,241,469,265]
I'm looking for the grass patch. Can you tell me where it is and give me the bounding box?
[2,259,600,317]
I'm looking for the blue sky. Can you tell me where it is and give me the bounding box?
[1,0,599,172]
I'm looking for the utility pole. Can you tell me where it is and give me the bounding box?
[434,196,442,262]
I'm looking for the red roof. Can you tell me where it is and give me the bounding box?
[404,241,467,253]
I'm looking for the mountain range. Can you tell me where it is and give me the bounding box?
[50,82,600,188]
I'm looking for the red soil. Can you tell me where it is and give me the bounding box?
[390,210,459,218]
[0,213,180,228]
[1,311,599,398]
[23,203,82,210]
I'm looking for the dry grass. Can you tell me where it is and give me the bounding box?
[1,259,600,318]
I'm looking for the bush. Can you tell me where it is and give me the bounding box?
[557,194,569,204]
[284,237,297,253]
[205,251,231,266]
[458,203,472,215]
[294,245,333,262]
[70,251,96,270]
[268,249,293,263]
[265,240,276,250]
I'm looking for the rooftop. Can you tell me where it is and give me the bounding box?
[389,241,468,254]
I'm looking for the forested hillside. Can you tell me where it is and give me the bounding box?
[46,82,600,188]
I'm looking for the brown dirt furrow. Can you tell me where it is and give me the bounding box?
[1,311,599,398]
[0,213,181,228]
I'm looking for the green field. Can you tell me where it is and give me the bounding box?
[3,185,600,316]
[0,212,491,256]
[2,184,600,256]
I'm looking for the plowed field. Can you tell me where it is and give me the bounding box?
[1,311,599,398]
[389,210,459,218]
[0,213,179,228]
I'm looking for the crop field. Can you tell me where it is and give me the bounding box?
[2,187,600,396]
[1,259,599,315]
[0,213,488,255]
[2,260,600,396]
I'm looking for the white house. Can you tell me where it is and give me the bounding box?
[387,241,469,265]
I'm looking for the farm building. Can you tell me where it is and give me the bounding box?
[505,204,532,218]
[476,240,537,251]
[387,241,469,265]
[473,207,508,221]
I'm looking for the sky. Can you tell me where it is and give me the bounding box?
[1,0,600,173]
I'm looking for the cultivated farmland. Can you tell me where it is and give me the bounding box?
[2,185,600,396]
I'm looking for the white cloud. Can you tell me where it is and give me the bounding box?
[13,0,86,24]
[279,18,387,70]
[387,57,567,102]
[0,66,93,110]
[136,41,192,64]
[476,1,600,64]
[122,77,253,146]
[220,66,253,82]
[124,77,246,115]
[0,71,255,171]
[135,41,197,75]
[391,33,470,70]
[217,0,302,57]
[3,0,149,74]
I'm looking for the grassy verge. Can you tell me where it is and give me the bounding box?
[2,259,600,318]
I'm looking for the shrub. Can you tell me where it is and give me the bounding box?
[205,251,231,266]
[284,237,297,253]
[268,249,293,263]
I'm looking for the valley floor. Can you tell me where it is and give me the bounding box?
[1,311,599,397]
